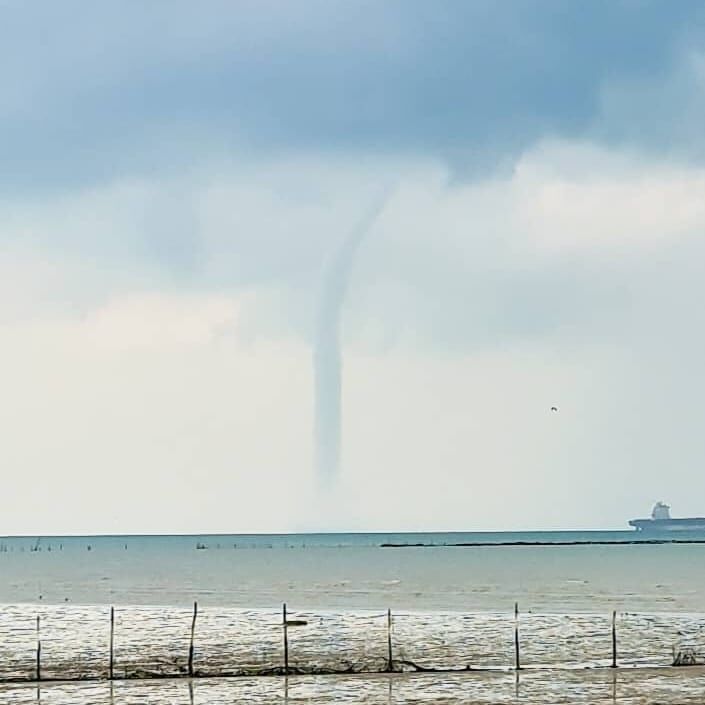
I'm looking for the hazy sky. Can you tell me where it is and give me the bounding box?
[3,1,705,534]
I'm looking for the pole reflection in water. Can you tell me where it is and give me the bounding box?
[17,667,705,705]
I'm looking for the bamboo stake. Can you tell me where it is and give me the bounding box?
[386,608,393,672]
[188,601,198,677]
[109,606,115,680]
[36,615,41,681]
[514,602,520,671]
[611,610,617,668]
[283,603,289,675]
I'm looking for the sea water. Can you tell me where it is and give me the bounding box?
[1,530,705,611]
[1,531,705,685]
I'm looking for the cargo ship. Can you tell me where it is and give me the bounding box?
[629,502,705,532]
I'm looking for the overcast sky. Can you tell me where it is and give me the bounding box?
[3,1,705,534]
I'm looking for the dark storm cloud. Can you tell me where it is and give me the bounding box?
[1,0,704,193]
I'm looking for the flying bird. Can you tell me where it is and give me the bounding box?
[551,406,559,412]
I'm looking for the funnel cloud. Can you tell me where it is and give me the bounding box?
[314,197,389,487]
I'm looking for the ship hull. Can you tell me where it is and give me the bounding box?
[629,518,705,532]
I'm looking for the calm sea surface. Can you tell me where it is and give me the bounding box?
[2,530,705,611]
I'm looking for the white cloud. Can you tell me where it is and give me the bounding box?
[0,291,313,535]
[512,141,705,254]
[4,142,705,533]
[79,293,240,352]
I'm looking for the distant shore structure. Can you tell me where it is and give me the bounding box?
[629,502,705,532]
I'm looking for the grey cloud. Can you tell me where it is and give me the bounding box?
[595,47,705,162]
[2,1,704,193]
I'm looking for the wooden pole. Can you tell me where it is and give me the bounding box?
[386,608,393,672]
[188,601,198,677]
[283,603,289,676]
[109,606,115,680]
[611,610,617,668]
[514,602,520,671]
[36,615,41,681]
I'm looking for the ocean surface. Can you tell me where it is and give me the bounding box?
[2,530,705,696]
[2,530,705,610]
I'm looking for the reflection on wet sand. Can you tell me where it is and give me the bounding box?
[2,669,705,705]
[2,604,705,680]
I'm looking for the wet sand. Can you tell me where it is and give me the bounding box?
[2,605,705,680]
[2,668,705,704]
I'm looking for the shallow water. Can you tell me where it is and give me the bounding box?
[3,669,705,705]
[2,534,705,613]
[1,604,704,681]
